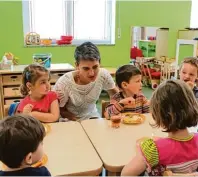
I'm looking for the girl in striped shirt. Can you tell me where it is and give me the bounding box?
[121,80,198,176]
[105,65,149,119]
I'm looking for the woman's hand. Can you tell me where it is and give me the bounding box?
[60,107,77,121]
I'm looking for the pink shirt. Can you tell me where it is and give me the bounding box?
[140,133,198,175]
[17,91,57,113]
[157,134,198,166]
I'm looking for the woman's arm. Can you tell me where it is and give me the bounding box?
[106,87,119,98]
[60,106,77,121]
[53,78,77,120]
[102,68,119,97]
[31,100,60,122]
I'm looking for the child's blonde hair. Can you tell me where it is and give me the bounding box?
[150,79,198,132]
[20,64,50,96]
[180,57,198,74]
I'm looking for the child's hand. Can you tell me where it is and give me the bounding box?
[71,117,78,121]
[119,97,135,106]
[23,104,33,114]
[186,81,194,89]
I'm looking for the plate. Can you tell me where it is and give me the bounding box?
[122,113,145,124]
[1,154,48,170]
[42,124,51,134]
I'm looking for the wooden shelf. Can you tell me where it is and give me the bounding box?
[4,96,23,99]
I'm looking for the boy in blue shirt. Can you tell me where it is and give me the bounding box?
[0,114,51,176]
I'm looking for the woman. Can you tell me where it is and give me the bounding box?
[54,42,118,121]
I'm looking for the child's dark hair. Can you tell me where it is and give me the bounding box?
[115,65,141,89]
[74,42,101,64]
[150,79,198,132]
[0,114,45,168]
[20,64,50,96]
[180,57,198,74]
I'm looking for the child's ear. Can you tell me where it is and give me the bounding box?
[75,62,79,70]
[25,152,33,165]
[121,81,128,89]
[26,82,32,90]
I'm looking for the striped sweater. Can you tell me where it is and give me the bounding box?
[106,92,149,118]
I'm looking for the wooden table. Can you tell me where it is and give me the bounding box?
[44,122,103,176]
[81,114,167,175]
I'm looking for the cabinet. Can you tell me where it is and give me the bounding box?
[178,29,198,40]
[178,29,198,59]
[138,40,156,57]
[155,28,169,60]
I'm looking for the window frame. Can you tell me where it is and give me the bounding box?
[190,0,198,28]
[22,0,116,46]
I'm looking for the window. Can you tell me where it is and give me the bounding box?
[22,0,115,45]
[132,27,142,47]
[190,0,198,28]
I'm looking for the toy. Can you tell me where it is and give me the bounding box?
[25,32,40,45]
[136,57,176,89]
[130,46,143,59]
[135,57,160,89]
[56,35,73,45]
[3,52,19,65]
[160,62,175,83]
[138,40,156,57]
[0,52,19,70]
[33,53,52,68]
[41,39,52,46]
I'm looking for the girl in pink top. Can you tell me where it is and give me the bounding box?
[121,80,198,176]
[17,64,59,122]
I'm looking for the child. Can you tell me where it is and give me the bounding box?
[179,57,198,99]
[0,114,51,176]
[105,65,149,119]
[17,64,59,122]
[121,80,198,176]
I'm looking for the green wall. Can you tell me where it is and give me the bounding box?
[0,1,191,67]
[178,44,194,64]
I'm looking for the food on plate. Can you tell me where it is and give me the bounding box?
[122,113,145,124]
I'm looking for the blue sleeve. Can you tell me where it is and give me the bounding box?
[193,87,198,100]
[40,166,51,176]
